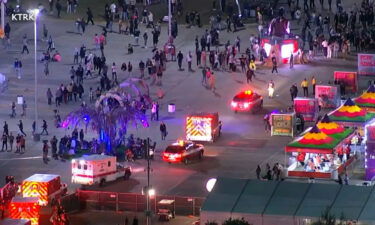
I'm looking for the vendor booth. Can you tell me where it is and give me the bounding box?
[260,38,298,64]
[294,97,319,122]
[286,115,355,179]
[328,98,375,130]
[355,85,375,113]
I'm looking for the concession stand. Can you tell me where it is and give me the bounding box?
[328,98,375,134]
[286,115,355,179]
[355,85,375,113]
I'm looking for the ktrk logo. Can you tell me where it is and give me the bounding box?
[11,13,35,21]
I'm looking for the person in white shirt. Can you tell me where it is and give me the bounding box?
[110,3,116,20]
[111,62,117,81]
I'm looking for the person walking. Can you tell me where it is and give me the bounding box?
[10,102,16,118]
[271,56,278,73]
[50,136,58,160]
[177,51,183,71]
[20,135,25,154]
[47,88,53,105]
[289,53,294,68]
[3,122,8,136]
[246,69,254,83]
[268,80,275,98]
[42,141,49,164]
[187,51,193,72]
[160,122,167,140]
[18,120,27,136]
[21,35,29,54]
[290,83,298,101]
[1,133,7,151]
[301,78,309,97]
[311,76,316,95]
[201,67,207,86]
[256,165,261,179]
[15,134,21,153]
[41,120,49,135]
[86,7,94,25]
[8,132,14,152]
[14,58,22,79]
[111,62,117,81]
[209,72,216,92]
[56,0,62,18]
[143,32,148,48]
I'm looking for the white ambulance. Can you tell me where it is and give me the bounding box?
[71,155,131,186]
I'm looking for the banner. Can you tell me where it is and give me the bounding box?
[294,98,319,122]
[315,85,339,108]
[334,71,358,93]
[358,54,375,76]
[271,113,294,137]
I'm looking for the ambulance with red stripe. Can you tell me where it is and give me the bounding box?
[71,155,131,186]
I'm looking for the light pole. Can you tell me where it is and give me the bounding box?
[168,0,171,37]
[0,0,7,31]
[33,9,40,141]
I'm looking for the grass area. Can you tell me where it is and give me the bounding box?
[287,128,354,149]
[357,103,375,108]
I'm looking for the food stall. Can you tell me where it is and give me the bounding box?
[328,98,375,132]
[186,113,220,142]
[294,97,319,122]
[286,115,355,179]
[315,85,339,108]
[355,85,375,113]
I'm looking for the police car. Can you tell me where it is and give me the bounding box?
[162,140,204,164]
[230,90,263,113]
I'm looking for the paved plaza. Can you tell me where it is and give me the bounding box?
[0,1,370,223]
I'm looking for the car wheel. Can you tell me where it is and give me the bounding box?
[184,158,189,165]
[99,178,106,187]
[234,110,237,113]
[198,151,203,160]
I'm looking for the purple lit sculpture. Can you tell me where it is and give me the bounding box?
[62,78,150,153]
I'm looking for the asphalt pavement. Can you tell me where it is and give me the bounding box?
[0,0,369,201]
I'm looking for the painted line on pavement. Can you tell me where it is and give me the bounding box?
[0,156,42,161]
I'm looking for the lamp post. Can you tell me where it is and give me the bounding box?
[1,0,7,31]
[33,9,40,141]
[168,0,171,37]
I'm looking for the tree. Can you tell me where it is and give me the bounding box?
[312,207,336,225]
[62,79,150,154]
[222,218,251,225]
[205,222,218,225]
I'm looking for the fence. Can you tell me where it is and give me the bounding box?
[77,190,205,216]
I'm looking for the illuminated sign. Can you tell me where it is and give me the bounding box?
[271,113,294,136]
[11,13,36,21]
[358,54,375,76]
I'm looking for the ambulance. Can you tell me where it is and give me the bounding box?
[185,113,221,142]
[71,155,132,186]
[21,174,67,206]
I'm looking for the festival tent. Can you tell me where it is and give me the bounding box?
[294,183,341,219]
[329,98,375,127]
[358,186,375,224]
[285,125,353,154]
[200,177,247,223]
[355,85,375,112]
[200,178,375,225]
[262,182,310,225]
[230,180,278,225]
[329,185,373,221]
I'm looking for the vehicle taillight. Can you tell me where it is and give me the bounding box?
[231,101,238,107]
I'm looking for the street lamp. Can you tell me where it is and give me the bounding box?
[0,0,7,31]
[32,8,40,141]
